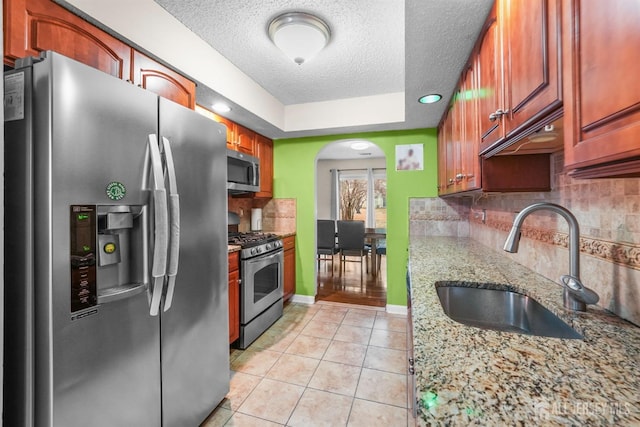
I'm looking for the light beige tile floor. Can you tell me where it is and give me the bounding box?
[202,302,414,427]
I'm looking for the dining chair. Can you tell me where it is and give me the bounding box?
[317,219,338,275]
[375,239,386,273]
[337,220,368,279]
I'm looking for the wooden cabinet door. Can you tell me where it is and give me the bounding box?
[563,0,640,176]
[228,252,240,344]
[228,268,240,343]
[235,124,255,155]
[437,114,451,195]
[254,134,273,198]
[450,86,464,191]
[503,0,562,136]
[459,65,480,191]
[132,50,196,109]
[213,115,236,150]
[4,0,131,79]
[282,237,295,302]
[444,109,456,193]
[476,3,505,153]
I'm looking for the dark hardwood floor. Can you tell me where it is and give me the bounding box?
[315,255,387,307]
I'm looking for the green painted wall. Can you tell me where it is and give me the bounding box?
[273,128,438,307]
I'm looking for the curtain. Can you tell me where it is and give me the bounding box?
[330,168,339,220]
[366,168,375,228]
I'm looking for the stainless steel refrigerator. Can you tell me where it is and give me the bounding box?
[4,51,229,426]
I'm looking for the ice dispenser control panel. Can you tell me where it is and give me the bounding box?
[70,205,98,312]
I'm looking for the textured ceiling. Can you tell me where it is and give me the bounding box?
[151,0,493,148]
[155,0,404,105]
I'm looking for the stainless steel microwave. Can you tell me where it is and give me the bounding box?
[227,149,260,193]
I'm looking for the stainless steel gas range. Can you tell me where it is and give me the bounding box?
[228,232,284,349]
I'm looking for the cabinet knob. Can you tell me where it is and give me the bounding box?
[488,109,508,122]
[455,173,465,181]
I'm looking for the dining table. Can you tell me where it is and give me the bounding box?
[365,228,386,277]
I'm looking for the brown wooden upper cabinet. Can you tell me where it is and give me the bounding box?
[438,64,481,195]
[437,0,555,196]
[234,124,256,155]
[562,0,640,178]
[4,0,196,109]
[254,133,274,198]
[132,51,196,109]
[477,0,563,155]
[4,0,131,78]
[210,114,237,150]
[213,115,255,156]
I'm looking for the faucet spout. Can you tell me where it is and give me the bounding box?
[502,203,598,311]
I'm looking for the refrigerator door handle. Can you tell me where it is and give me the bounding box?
[161,136,180,312]
[148,134,169,316]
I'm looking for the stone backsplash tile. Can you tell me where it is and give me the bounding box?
[409,197,471,237]
[227,197,297,233]
[262,198,296,232]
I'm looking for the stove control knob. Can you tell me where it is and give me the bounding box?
[251,248,257,255]
[266,243,271,250]
[257,247,262,253]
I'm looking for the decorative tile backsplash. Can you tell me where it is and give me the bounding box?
[262,198,297,232]
[227,196,296,233]
[409,197,471,237]
[475,216,640,271]
[410,153,640,326]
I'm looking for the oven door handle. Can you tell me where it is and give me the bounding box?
[245,249,283,266]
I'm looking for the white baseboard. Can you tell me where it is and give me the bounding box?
[386,304,408,315]
[289,294,315,305]
[288,295,407,316]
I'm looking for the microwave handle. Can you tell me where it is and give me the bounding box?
[248,163,255,183]
[252,162,259,186]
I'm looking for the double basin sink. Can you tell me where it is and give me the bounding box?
[436,282,582,339]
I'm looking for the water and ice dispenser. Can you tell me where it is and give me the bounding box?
[70,204,145,315]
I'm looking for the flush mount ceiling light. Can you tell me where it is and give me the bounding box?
[268,12,331,65]
[418,94,442,104]
[350,141,370,150]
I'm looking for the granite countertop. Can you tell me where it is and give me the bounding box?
[269,230,296,238]
[409,237,640,426]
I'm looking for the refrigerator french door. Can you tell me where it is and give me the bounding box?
[4,51,229,426]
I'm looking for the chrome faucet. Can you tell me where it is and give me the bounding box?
[503,202,599,311]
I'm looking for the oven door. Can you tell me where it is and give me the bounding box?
[241,249,284,323]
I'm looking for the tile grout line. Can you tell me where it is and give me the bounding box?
[219,303,409,426]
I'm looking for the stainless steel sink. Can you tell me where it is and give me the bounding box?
[436,283,583,339]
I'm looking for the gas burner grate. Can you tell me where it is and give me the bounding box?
[228,232,278,248]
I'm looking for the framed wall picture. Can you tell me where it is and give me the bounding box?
[395,144,424,171]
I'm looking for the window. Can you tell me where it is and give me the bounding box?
[337,168,386,228]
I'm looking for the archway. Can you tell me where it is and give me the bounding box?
[314,139,387,307]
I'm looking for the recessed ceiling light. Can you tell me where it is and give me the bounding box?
[418,94,442,104]
[350,141,370,150]
[528,124,558,143]
[212,102,231,113]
